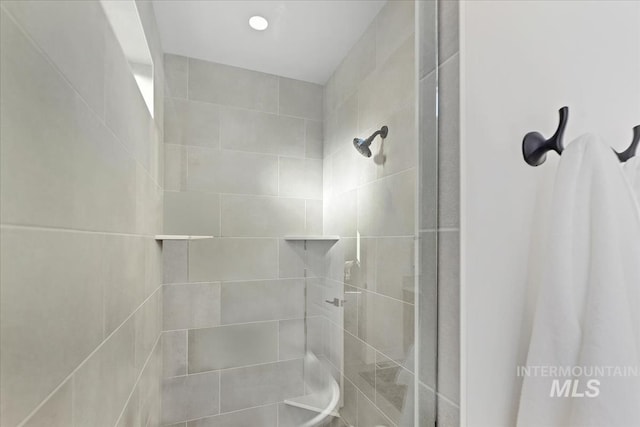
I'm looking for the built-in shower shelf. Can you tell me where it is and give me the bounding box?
[284,236,340,241]
[284,393,340,417]
[154,235,214,241]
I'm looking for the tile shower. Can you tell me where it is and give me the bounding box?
[0,1,460,427]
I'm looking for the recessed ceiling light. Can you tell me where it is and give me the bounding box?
[249,15,268,31]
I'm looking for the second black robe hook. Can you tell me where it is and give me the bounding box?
[615,125,640,162]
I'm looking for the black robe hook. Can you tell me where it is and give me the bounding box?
[522,107,569,167]
[615,125,640,163]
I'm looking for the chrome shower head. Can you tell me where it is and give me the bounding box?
[353,126,388,158]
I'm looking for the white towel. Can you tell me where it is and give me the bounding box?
[517,134,640,427]
[623,156,640,213]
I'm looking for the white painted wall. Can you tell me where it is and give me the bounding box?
[459,1,640,425]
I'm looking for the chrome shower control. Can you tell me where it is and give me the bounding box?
[324,298,344,307]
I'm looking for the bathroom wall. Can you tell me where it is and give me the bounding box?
[0,1,165,426]
[322,1,417,425]
[460,1,640,425]
[419,0,461,425]
[161,54,323,425]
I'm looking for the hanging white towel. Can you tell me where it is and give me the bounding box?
[623,156,640,213]
[517,134,640,427]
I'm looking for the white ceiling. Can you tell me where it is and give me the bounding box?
[152,0,386,84]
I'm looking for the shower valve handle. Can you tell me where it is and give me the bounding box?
[324,298,344,307]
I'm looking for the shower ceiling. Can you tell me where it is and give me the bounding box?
[151,0,386,84]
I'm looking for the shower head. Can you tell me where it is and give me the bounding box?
[353,126,389,158]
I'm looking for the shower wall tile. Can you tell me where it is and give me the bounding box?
[419,231,438,389]
[357,169,416,237]
[220,107,305,157]
[138,338,163,427]
[374,237,416,303]
[187,147,279,195]
[437,230,461,404]
[438,0,460,65]
[438,54,460,229]
[305,119,324,159]
[376,101,417,180]
[357,383,395,427]
[220,279,305,324]
[103,235,146,336]
[323,92,358,158]
[278,318,306,360]
[164,54,189,99]
[163,283,221,330]
[134,288,162,374]
[2,0,106,117]
[305,199,324,235]
[73,317,136,427]
[161,371,220,425]
[358,36,415,135]
[375,0,415,66]
[278,77,323,121]
[419,0,437,78]
[437,395,461,427]
[188,322,278,372]
[163,330,187,378]
[189,238,278,282]
[188,58,278,113]
[115,388,140,427]
[278,157,323,199]
[164,144,188,192]
[219,359,304,412]
[420,70,438,230]
[187,404,277,427]
[0,12,136,233]
[323,189,357,237]
[163,240,189,284]
[2,1,166,425]
[220,195,305,237]
[164,98,220,147]
[324,24,376,114]
[344,331,376,402]
[164,191,221,236]
[0,228,103,427]
[21,379,72,427]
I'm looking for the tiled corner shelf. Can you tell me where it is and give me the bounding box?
[154,235,213,241]
[284,236,340,241]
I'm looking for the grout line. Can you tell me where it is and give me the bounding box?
[162,355,304,380]
[0,224,159,239]
[162,318,292,334]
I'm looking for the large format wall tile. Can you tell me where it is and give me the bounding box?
[219,107,305,157]
[189,238,278,282]
[187,404,277,427]
[187,147,279,195]
[164,54,188,99]
[375,0,415,66]
[162,372,220,425]
[0,228,103,427]
[0,11,136,233]
[188,322,278,372]
[2,0,106,116]
[305,120,324,159]
[163,330,187,378]
[189,58,278,113]
[220,279,305,324]
[73,318,136,427]
[220,195,305,237]
[21,379,73,427]
[219,359,304,412]
[163,283,221,330]
[278,78,323,121]
[278,157,323,199]
[165,98,220,147]
[357,169,416,237]
[164,191,221,236]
